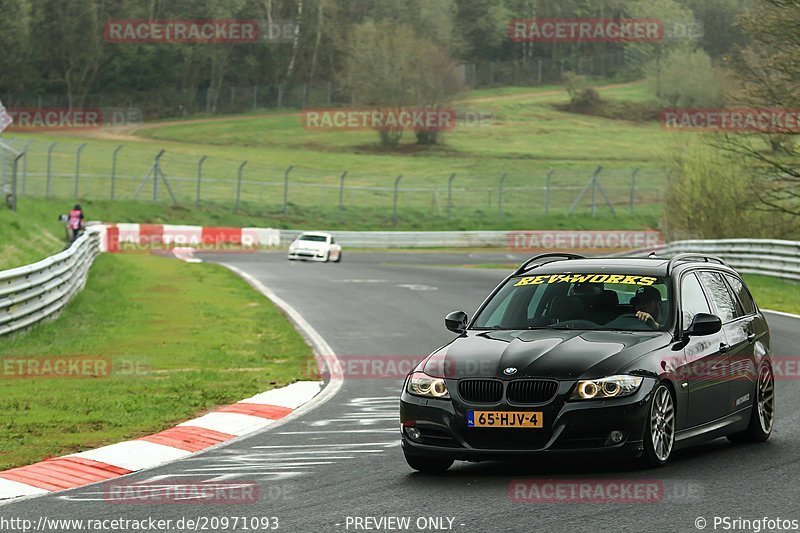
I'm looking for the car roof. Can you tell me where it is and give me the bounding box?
[298,232,331,237]
[516,257,738,278]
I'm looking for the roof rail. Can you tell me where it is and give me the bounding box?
[513,253,586,275]
[666,253,727,274]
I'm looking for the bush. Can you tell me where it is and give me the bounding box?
[664,140,796,239]
[563,72,602,112]
[648,47,724,107]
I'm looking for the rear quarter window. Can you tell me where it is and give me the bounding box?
[725,274,757,315]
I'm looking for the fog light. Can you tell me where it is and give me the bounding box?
[405,427,422,441]
[609,430,624,444]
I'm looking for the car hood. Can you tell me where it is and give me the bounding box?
[292,240,327,250]
[421,329,671,380]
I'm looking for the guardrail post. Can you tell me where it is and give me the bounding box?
[630,168,639,215]
[196,155,207,206]
[74,143,86,198]
[393,175,402,226]
[110,145,122,200]
[235,160,248,211]
[544,170,553,214]
[447,173,456,219]
[46,142,58,198]
[338,170,347,221]
[283,166,293,215]
[498,173,507,217]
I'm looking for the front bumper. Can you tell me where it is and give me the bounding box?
[288,250,327,261]
[400,377,657,461]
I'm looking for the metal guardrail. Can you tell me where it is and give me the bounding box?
[622,239,800,282]
[279,230,514,248]
[0,228,102,336]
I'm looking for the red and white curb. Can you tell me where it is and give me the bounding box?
[102,224,280,253]
[0,381,323,500]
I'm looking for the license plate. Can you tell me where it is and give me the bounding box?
[467,410,543,428]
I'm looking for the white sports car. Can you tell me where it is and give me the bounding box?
[288,232,342,262]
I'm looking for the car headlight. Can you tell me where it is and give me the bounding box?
[407,372,449,399]
[571,375,643,400]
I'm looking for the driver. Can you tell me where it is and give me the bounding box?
[633,286,662,328]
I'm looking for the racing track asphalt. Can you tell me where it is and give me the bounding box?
[2,250,799,533]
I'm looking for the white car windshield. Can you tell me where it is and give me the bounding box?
[298,235,327,243]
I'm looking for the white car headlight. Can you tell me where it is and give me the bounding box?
[571,375,643,400]
[407,372,449,399]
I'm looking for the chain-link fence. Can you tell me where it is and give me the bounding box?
[2,138,667,222]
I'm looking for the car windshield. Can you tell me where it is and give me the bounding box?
[472,272,672,332]
[298,235,328,243]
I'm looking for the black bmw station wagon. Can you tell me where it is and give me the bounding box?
[400,254,774,471]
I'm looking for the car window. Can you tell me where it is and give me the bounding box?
[725,274,756,315]
[697,271,738,323]
[299,234,327,242]
[681,273,712,328]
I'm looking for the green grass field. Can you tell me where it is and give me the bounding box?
[2,81,682,225]
[0,253,313,469]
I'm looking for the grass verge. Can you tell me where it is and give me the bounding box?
[0,253,313,469]
[742,275,800,316]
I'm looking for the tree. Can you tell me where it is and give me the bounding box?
[646,46,724,107]
[718,0,800,217]
[338,20,463,146]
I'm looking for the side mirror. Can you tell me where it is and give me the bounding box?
[685,313,722,337]
[445,311,468,334]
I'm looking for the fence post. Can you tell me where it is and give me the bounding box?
[252,85,258,110]
[630,168,639,215]
[196,156,207,206]
[46,142,58,198]
[338,170,347,220]
[277,85,284,108]
[283,165,294,214]
[74,143,86,198]
[498,173,507,217]
[537,59,543,84]
[110,144,122,200]
[152,151,166,203]
[235,160,248,211]
[20,141,31,196]
[545,170,553,214]
[393,175,402,226]
[326,81,332,105]
[447,173,456,219]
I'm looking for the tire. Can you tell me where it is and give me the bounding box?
[728,363,774,444]
[334,251,342,263]
[404,452,453,473]
[640,383,675,468]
